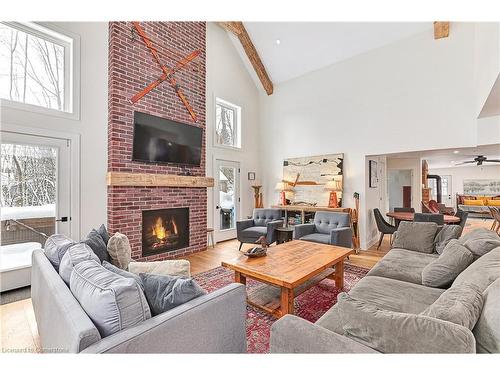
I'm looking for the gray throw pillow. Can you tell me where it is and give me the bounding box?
[421,284,483,330]
[473,277,500,353]
[102,260,144,290]
[107,232,132,270]
[335,293,475,353]
[434,225,462,254]
[459,228,500,258]
[82,229,110,263]
[140,273,206,316]
[43,234,75,271]
[392,222,438,254]
[452,247,500,292]
[59,243,100,285]
[97,224,110,245]
[422,239,475,288]
[70,260,151,338]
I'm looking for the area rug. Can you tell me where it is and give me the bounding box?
[193,263,369,353]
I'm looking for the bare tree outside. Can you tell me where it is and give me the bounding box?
[0,23,65,111]
[215,103,236,146]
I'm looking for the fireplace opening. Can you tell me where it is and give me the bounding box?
[142,208,189,257]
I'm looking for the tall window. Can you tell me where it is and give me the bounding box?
[0,22,73,112]
[215,98,241,149]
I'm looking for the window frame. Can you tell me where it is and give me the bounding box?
[214,97,242,150]
[0,22,80,120]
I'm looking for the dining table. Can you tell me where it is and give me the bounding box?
[386,211,460,226]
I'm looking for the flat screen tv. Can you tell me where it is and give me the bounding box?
[132,111,203,166]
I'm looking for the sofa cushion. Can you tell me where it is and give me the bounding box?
[59,243,100,285]
[367,248,438,285]
[422,239,475,288]
[434,225,462,254]
[392,222,439,254]
[314,212,350,234]
[458,228,500,258]
[81,229,110,263]
[333,293,476,353]
[70,260,151,338]
[102,260,144,290]
[96,224,110,245]
[452,247,500,292]
[253,209,281,226]
[241,226,267,237]
[300,233,331,244]
[421,284,483,330]
[107,232,132,270]
[128,259,191,278]
[473,277,500,353]
[43,234,75,271]
[139,273,206,316]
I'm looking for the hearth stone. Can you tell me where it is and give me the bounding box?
[142,208,189,257]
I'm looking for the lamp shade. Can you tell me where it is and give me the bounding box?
[324,180,342,191]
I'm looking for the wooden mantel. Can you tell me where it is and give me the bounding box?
[107,172,214,188]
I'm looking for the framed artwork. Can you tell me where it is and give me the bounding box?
[463,179,500,195]
[369,160,378,188]
[248,172,256,180]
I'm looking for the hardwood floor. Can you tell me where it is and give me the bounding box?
[0,218,493,352]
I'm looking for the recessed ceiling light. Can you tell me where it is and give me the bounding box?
[453,150,460,154]
[275,39,281,45]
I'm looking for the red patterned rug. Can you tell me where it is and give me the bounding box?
[193,263,369,353]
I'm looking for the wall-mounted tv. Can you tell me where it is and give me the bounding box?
[132,111,203,166]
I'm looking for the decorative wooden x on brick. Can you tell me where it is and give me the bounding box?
[131,21,200,122]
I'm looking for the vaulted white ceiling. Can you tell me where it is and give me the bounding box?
[231,22,434,86]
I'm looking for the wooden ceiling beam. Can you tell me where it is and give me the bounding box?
[434,22,450,39]
[218,21,274,95]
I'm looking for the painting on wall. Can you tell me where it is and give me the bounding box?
[369,160,378,188]
[463,179,500,195]
[282,153,343,207]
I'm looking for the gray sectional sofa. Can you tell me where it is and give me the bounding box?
[270,226,500,353]
[31,249,247,353]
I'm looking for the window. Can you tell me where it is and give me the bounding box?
[215,98,241,149]
[0,22,74,113]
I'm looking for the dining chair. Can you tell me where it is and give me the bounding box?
[490,207,500,233]
[414,213,444,225]
[373,208,397,250]
[455,208,468,233]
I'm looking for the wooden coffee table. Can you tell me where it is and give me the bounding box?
[221,240,353,318]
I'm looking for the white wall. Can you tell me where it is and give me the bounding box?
[259,23,499,249]
[429,164,500,207]
[206,23,262,234]
[0,22,108,239]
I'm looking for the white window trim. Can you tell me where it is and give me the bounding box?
[0,22,81,121]
[214,97,242,151]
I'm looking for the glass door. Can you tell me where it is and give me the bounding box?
[441,175,453,208]
[214,159,240,242]
[1,131,71,248]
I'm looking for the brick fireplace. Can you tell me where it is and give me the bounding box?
[107,21,207,261]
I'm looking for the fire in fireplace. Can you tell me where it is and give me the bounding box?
[142,208,189,257]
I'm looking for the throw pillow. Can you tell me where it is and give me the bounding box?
[140,273,206,316]
[81,229,110,263]
[70,260,151,338]
[420,284,484,330]
[335,293,475,353]
[473,277,500,353]
[102,260,144,290]
[128,259,191,277]
[434,225,462,254]
[422,239,475,288]
[59,243,100,285]
[43,234,75,271]
[107,232,132,270]
[392,222,439,254]
[458,228,500,259]
[452,247,500,292]
[96,224,110,245]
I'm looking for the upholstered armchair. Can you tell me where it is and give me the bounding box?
[236,209,283,250]
[294,211,352,248]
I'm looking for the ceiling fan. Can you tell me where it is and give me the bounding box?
[456,155,500,166]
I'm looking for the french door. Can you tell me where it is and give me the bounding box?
[441,175,453,208]
[214,159,240,242]
[0,131,72,245]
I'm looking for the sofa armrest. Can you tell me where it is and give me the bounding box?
[236,219,254,240]
[293,223,315,239]
[330,227,353,248]
[270,315,377,353]
[82,283,247,353]
[266,220,284,243]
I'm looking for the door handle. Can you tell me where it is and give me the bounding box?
[215,206,220,210]
[56,216,70,222]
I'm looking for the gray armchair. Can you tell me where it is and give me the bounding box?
[236,209,283,250]
[294,211,352,248]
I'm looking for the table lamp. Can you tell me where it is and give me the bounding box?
[325,180,342,208]
[275,182,292,206]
